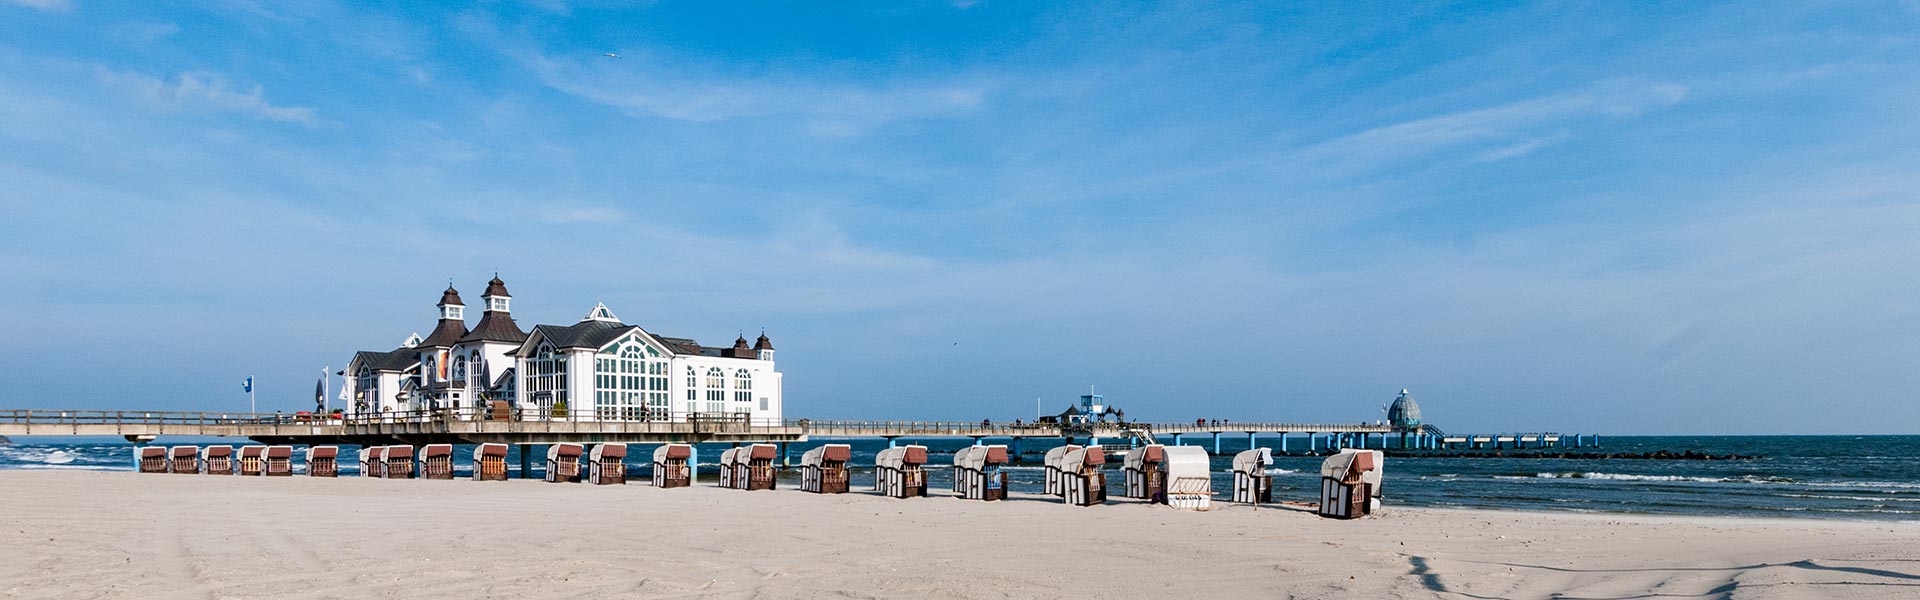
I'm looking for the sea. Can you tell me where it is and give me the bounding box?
[3,434,1915,522]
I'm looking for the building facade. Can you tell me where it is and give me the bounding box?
[341,279,781,423]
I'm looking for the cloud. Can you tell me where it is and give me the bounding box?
[93,68,317,125]
[517,50,986,130]
[1301,83,1689,170]
[4,0,71,11]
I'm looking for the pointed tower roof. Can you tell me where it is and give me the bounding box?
[753,331,773,351]
[483,275,510,298]
[419,286,470,348]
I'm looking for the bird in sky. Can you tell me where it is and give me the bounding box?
[602,52,620,59]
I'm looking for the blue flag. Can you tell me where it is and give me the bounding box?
[243,376,253,394]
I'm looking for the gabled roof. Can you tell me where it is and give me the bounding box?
[527,320,636,350]
[491,367,515,390]
[417,318,469,348]
[351,348,419,373]
[459,311,527,344]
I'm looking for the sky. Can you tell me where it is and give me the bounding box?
[1,1,1916,434]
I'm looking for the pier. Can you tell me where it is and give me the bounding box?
[0,408,1593,454]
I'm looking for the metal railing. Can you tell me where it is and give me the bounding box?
[1,409,1394,438]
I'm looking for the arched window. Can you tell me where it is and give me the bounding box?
[526,344,568,416]
[734,369,752,404]
[356,365,377,412]
[452,356,467,382]
[685,366,698,416]
[705,367,726,414]
[469,350,483,386]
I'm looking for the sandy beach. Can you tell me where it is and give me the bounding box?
[0,471,1914,599]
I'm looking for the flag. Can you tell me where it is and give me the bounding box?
[242,376,253,394]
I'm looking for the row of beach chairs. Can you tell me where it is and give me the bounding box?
[139,441,1384,518]
[139,445,301,476]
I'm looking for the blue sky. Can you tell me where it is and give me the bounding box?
[1,1,1916,434]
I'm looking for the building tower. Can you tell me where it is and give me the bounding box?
[753,332,774,361]
[1387,388,1422,432]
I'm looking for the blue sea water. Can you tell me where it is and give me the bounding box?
[3,435,1915,522]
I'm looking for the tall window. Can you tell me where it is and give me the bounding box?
[469,351,483,387]
[355,366,377,412]
[705,367,726,414]
[452,356,467,383]
[526,344,568,416]
[594,335,669,421]
[734,369,752,405]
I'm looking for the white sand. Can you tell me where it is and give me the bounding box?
[0,471,1914,599]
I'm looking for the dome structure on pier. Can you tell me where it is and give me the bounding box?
[1387,389,1422,431]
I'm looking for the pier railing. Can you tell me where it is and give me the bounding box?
[0,409,1393,442]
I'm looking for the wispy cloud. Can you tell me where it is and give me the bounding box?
[1300,82,1689,169]
[93,67,317,125]
[515,50,987,130]
[4,0,72,12]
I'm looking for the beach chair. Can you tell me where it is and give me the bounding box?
[419,444,454,479]
[1044,445,1082,496]
[359,447,377,477]
[1318,449,1384,519]
[716,447,739,488]
[201,445,234,475]
[138,447,168,473]
[740,444,777,490]
[1231,448,1273,504]
[652,444,692,488]
[800,444,851,494]
[1060,446,1107,506]
[169,446,199,474]
[545,443,583,483]
[237,446,266,476]
[953,445,1010,501]
[874,445,928,499]
[1159,446,1212,510]
[384,445,415,479]
[1122,445,1166,499]
[589,444,627,485]
[473,443,510,481]
[307,446,339,477]
[265,446,294,476]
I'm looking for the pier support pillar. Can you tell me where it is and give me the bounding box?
[1212,433,1221,455]
[972,436,983,447]
[780,442,790,468]
[884,436,898,449]
[1172,433,1182,446]
[1011,437,1022,458]
[1279,433,1288,454]
[1247,432,1256,453]
[520,445,534,479]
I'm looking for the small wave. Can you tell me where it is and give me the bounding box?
[1779,493,1920,503]
[0,447,83,465]
[1263,468,1300,476]
[1531,472,1795,484]
[8,464,121,471]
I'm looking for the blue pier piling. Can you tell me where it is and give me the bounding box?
[1212,433,1222,455]
[1247,431,1256,452]
[1279,433,1288,454]
[885,436,898,449]
[1173,433,1183,446]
